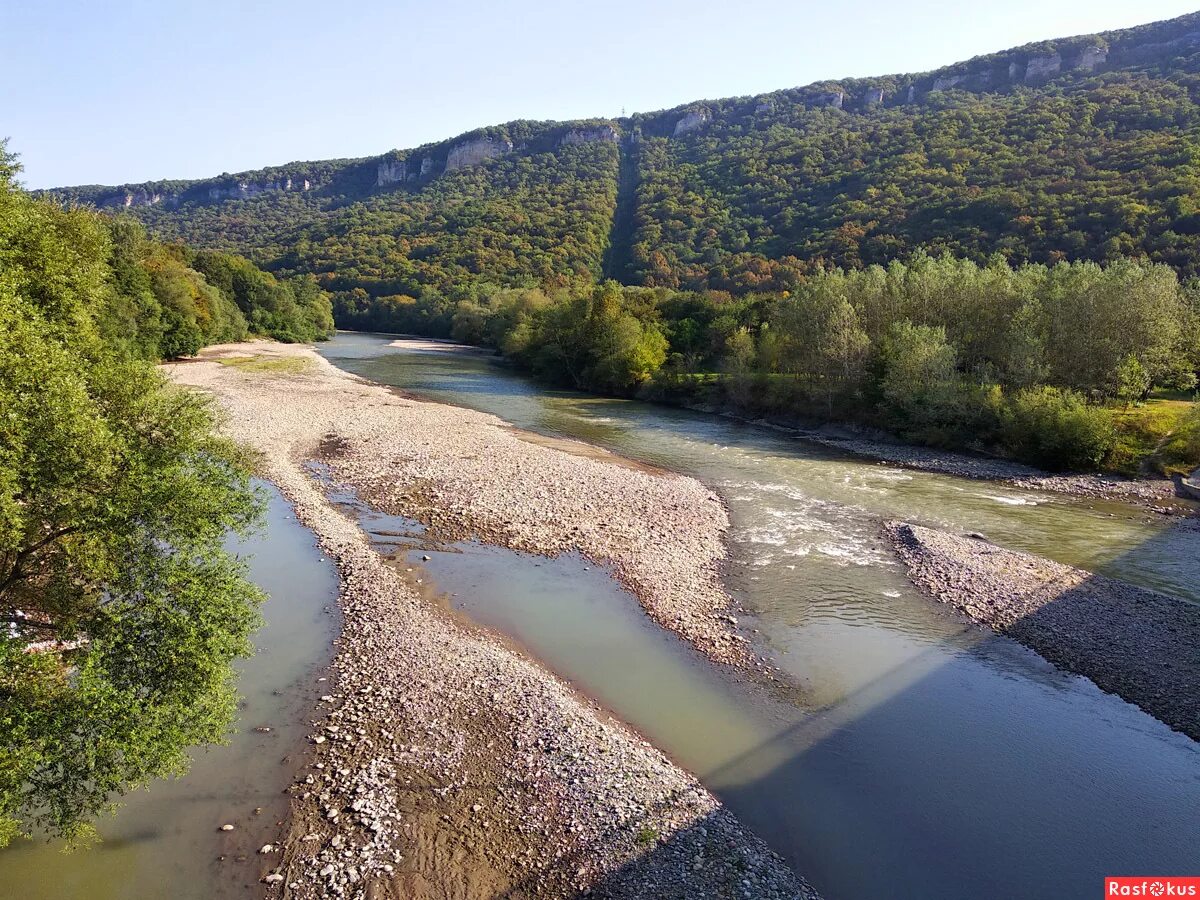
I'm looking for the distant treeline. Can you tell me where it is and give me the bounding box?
[103,219,333,361]
[335,253,1200,472]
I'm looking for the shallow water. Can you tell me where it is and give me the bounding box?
[320,332,1200,900]
[0,485,338,900]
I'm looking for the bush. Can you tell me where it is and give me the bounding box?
[999,386,1116,471]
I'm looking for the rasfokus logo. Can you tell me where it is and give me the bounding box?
[1106,878,1200,897]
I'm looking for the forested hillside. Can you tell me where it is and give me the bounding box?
[42,12,1200,473]
[49,12,1200,294]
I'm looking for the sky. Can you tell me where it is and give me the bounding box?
[5,0,1199,189]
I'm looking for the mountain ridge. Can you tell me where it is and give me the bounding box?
[47,10,1200,208]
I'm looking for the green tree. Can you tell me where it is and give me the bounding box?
[0,147,265,846]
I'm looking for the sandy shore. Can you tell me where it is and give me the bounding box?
[886,522,1200,741]
[166,342,814,900]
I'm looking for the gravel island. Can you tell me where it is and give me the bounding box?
[166,342,816,900]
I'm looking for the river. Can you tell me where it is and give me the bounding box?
[318,332,1200,900]
[0,485,338,900]
[1,334,1195,900]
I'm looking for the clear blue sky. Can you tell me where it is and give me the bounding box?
[5,0,1198,188]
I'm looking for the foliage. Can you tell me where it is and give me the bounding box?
[0,145,265,845]
[38,14,1200,472]
[446,255,1198,472]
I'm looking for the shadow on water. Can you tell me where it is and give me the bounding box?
[314,460,1200,900]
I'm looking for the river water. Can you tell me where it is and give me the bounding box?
[0,485,338,900]
[319,332,1200,900]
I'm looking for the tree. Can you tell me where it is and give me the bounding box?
[877,320,959,416]
[0,149,264,846]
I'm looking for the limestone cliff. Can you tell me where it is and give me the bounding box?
[376,160,407,186]
[558,125,619,146]
[673,109,710,136]
[445,138,513,173]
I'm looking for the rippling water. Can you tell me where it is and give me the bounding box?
[321,333,1200,900]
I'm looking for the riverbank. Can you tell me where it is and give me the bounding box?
[165,342,815,899]
[694,405,1183,511]
[886,522,1200,741]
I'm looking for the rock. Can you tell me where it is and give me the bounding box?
[262,872,284,884]
[863,88,884,107]
[445,138,513,173]
[259,844,274,853]
[558,125,619,146]
[672,109,710,136]
[219,823,235,831]
[1074,45,1107,71]
[376,159,407,187]
[931,73,966,92]
[1024,53,1062,82]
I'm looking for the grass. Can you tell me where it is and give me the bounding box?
[1106,393,1199,476]
[216,354,314,375]
[635,826,659,847]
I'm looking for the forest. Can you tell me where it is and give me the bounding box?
[0,144,332,846]
[42,11,1200,474]
[341,254,1200,473]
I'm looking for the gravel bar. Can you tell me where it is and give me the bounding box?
[166,342,816,900]
[886,521,1200,741]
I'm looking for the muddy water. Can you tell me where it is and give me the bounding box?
[0,485,338,900]
[321,333,1200,900]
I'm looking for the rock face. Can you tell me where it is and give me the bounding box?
[419,156,435,178]
[207,178,310,202]
[376,159,407,186]
[1074,45,1107,72]
[101,189,167,209]
[444,137,513,173]
[558,125,619,146]
[814,90,844,109]
[673,109,710,136]
[1024,53,1062,82]
[931,73,967,92]
[864,88,885,107]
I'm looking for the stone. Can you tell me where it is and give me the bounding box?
[376,159,407,186]
[814,90,844,109]
[219,823,235,831]
[863,88,884,107]
[672,109,710,136]
[558,125,619,146]
[1074,45,1107,72]
[1024,53,1062,82]
[931,73,966,92]
[445,138,513,173]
